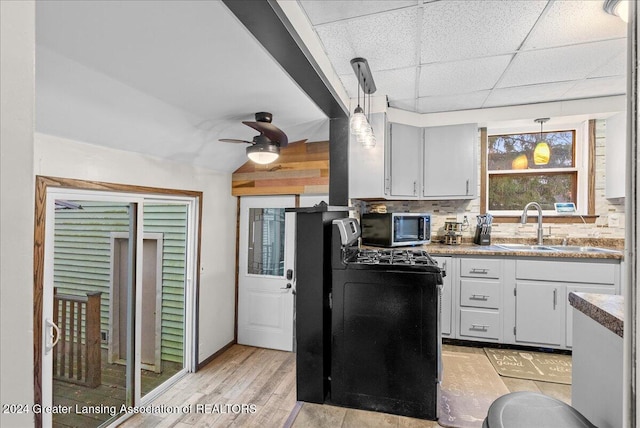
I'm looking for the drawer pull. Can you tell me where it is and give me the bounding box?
[470,294,489,300]
[470,324,489,331]
[470,268,489,274]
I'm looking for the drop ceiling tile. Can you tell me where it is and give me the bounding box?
[419,55,513,97]
[484,81,576,108]
[563,76,627,99]
[341,67,417,100]
[298,0,418,25]
[315,7,419,75]
[590,51,627,78]
[417,90,491,113]
[421,0,546,63]
[522,0,626,50]
[390,98,419,111]
[497,39,626,88]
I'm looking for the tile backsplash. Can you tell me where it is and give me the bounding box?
[352,120,626,242]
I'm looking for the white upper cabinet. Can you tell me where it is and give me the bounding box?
[389,123,422,198]
[423,123,478,199]
[349,112,388,199]
[605,112,627,199]
[349,118,478,200]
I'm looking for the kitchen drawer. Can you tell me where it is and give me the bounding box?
[459,309,500,341]
[516,259,616,284]
[460,258,501,279]
[460,279,500,309]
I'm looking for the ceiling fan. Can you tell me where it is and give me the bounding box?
[219,112,289,164]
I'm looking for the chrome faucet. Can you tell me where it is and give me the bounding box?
[521,202,544,245]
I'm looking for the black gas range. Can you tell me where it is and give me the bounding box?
[329,218,443,421]
[346,247,440,269]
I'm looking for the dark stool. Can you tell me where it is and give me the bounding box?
[483,392,596,428]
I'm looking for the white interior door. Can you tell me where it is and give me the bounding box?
[238,196,296,351]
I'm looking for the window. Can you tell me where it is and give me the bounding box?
[484,121,592,217]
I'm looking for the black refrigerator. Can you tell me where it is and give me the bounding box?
[290,206,348,403]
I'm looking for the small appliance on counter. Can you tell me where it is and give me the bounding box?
[443,221,463,245]
[360,212,431,247]
[474,213,493,245]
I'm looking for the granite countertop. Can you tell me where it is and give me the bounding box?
[416,237,624,260]
[568,292,624,337]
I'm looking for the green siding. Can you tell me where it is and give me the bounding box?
[53,201,187,365]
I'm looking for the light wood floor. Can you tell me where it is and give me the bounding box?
[119,343,571,428]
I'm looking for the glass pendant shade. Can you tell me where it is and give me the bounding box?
[511,154,528,170]
[357,123,376,148]
[350,106,367,135]
[246,143,280,164]
[533,141,550,165]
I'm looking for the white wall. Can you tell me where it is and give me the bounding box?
[34,133,238,364]
[0,1,36,427]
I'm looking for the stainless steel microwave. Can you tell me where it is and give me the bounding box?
[360,213,431,247]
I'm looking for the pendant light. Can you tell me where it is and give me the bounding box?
[350,58,377,149]
[533,118,551,166]
[603,0,629,22]
[350,63,368,135]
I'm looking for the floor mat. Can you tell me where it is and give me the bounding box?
[483,348,572,385]
[439,351,510,428]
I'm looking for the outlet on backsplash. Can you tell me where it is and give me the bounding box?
[608,213,621,228]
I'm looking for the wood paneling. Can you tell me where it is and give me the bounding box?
[232,141,329,196]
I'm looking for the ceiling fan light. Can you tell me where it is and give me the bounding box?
[246,143,280,164]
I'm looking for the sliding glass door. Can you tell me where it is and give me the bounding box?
[41,190,196,427]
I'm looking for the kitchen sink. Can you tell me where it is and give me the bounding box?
[547,245,620,253]
[494,244,556,252]
[493,243,620,253]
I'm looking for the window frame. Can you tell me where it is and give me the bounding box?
[481,120,595,221]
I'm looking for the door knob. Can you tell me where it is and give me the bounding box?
[280,283,292,290]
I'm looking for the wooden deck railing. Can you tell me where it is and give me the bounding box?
[53,289,102,388]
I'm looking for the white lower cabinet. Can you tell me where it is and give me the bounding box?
[565,285,615,348]
[449,255,621,350]
[512,259,619,349]
[457,257,503,342]
[515,280,565,347]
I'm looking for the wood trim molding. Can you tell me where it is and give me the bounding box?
[480,127,488,214]
[33,175,204,425]
[588,119,596,215]
[234,197,241,345]
[197,340,235,371]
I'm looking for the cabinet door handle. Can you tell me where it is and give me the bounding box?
[466,179,469,195]
[470,268,488,274]
[413,181,417,196]
[470,294,489,300]
[471,324,489,331]
[553,288,558,309]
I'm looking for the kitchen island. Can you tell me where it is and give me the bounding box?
[569,292,624,428]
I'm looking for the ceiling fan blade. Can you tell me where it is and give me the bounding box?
[242,121,289,146]
[219,138,251,144]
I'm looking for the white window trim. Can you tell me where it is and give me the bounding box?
[486,120,588,216]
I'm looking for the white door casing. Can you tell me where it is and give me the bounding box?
[238,196,296,351]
